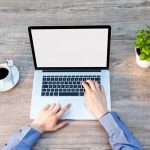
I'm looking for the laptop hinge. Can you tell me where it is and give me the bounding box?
[42,69,101,72]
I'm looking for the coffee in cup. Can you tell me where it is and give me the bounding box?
[0,68,9,80]
[0,63,11,88]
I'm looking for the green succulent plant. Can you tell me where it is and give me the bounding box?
[134,25,150,61]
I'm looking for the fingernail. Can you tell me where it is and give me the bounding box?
[68,103,71,107]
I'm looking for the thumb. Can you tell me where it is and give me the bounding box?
[54,121,69,131]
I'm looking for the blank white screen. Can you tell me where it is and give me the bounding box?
[31,29,108,67]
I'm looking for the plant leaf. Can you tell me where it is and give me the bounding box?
[139,52,147,60]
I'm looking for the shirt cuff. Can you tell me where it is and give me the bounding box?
[99,112,119,133]
[20,126,41,147]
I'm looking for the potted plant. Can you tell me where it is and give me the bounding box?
[134,25,150,68]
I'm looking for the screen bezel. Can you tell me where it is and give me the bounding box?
[28,25,111,71]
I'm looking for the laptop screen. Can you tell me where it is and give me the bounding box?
[29,26,110,69]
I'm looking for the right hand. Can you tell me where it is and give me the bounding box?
[82,80,108,119]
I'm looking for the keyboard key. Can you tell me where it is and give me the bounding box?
[47,89,50,92]
[55,78,58,81]
[49,85,52,88]
[57,81,60,84]
[55,89,58,92]
[63,89,66,92]
[50,93,53,96]
[43,79,47,82]
[80,92,84,96]
[76,88,79,92]
[42,89,46,92]
[70,85,73,88]
[65,85,69,88]
[54,92,58,96]
[80,88,83,92]
[71,89,75,92]
[78,85,81,88]
[42,85,48,88]
[41,92,45,96]
[74,85,77,88]
[59,92,79,96]
[42,82,47,84]
[46,92,49,96]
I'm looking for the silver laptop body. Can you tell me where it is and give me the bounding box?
[28,25,111,120]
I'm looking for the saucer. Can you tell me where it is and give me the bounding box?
[0,66,19,92]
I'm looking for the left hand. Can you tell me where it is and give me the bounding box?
[31,103,71,133]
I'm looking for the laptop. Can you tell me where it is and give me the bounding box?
[28,25,111,120]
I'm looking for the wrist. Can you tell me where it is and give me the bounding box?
[97,108,109,119]
[31,122,44,133]
[100,111,109,119]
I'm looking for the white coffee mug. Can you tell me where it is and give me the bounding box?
[0,63,11,88]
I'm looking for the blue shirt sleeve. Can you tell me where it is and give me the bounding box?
[2,112,144,150]
[99,112,144,150]
[1,125,41,150]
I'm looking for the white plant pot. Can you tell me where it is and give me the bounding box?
[135,49,150,68]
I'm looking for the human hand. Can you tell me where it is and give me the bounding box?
[31,103,71,133]
[82,80,108,119]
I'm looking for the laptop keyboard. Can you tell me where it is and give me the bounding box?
[41,75,101,96]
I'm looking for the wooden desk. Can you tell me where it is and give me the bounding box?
[0,0,150,149]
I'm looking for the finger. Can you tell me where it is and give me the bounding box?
[52,103,61,113]
[54,121,69,131]
[43,104,51,111]
[95,81,101,91]
[82,81,91,93]
[100,85,105,94]
[57,103,71,118]
[48,103,56,111]
[86,80,96,91]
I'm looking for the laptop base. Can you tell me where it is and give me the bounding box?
[30,70,111,120]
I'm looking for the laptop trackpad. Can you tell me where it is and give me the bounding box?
[30,96,96,120]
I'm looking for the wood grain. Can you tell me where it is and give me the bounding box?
[0,0,150,149]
